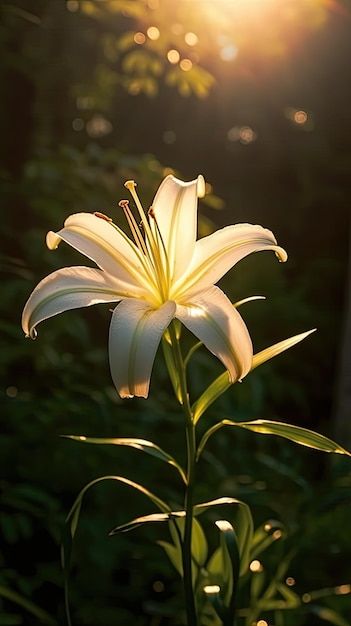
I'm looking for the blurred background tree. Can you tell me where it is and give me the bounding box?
[1,1,351,624]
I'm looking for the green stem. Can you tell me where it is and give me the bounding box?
[168,322,198,626]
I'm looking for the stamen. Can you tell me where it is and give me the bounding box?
[94,211,113,222]
[124,180,170,302]
[118,199,148,256]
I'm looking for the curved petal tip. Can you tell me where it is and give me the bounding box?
[275,246,288,263]
[197,175,206,198]
[46,231,61,250]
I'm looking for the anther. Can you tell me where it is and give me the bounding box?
[124,180,137,191]
[94,212,113,222]
[118,200,130,210]
[148,206,155,219]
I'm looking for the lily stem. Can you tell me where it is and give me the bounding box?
[168,322,198,626]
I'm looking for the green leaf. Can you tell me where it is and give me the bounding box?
[192,372,230,424]
[194,497,253,575]
[158,540,183,576]
[162,337,182,403]
[192,329,316,423]
[184,341,203,368]
[62,475,170,574]
[233,295,266,308]
[229,419,351,456]
[198,419,350,457]
[62,435,186,484]
[170,517,208,569]
[215,521,240,612]
[251,329,316,370]
[110,510,185,534]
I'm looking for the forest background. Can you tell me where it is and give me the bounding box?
[1,1,351,625]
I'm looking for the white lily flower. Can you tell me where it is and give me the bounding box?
[22,175,287,398]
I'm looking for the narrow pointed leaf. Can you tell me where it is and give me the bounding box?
[251,329,316,370]
[192,372,230,424]
[233,295,266,308]
[215,520,240,612]
[62,435,186,483]
[62,475,170,574]
[192,329,316,423]
[198,420,350,457]
[229,419,351,456]
[162,337,182,403]
[184,341,203,368]
[110,510,185,534]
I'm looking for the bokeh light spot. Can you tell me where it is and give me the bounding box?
[336,584,351,595]
[294,110,308,124]
[180,58,193,72]
[147,26,160,41]
[250,559,263,572]
[167,49,180,64]
[185,32,198,46]
[240,126,257,144]
[134,32,146,45]
[286,577,296,586]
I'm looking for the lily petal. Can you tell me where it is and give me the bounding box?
[151,175,205,282]
[176,286,252,383]
[173,223,287,299]
[22,266,132,339]
[109,299,176,398]
[46,212,152,291]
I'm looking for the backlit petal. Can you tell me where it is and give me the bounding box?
[176,286,252,382]
[173,223,287,299]
[46,212,152,291]
[109,299,176,398]
[151,175,205,282]
[22,266,135,339]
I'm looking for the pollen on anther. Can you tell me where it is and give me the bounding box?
[94,212,112,222]
[124,180,137,190]
[148,206,155,218]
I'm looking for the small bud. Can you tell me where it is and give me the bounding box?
[94,212,112,222]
